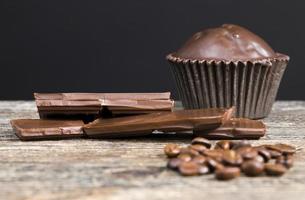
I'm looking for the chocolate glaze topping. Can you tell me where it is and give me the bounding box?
[175,24,276,61]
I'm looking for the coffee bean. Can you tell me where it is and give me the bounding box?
[222,150,243,166]
[241,160,264,176]
[279,144,296,155]
[256,147,271,162]
[285,155,294,168]
[203,149,223,162]
[163,139,296,180]
[237,146,258,160]
[192,155,207,165]
[167,158,182,170]
[179,147,189,154]
[215,167,240,180]
[187,148,200,156]
[190,144,207,154]
[215,140,231,150]
[268,149,282,159]
[180,147,200,157]
[276,155,294,169]
[243,150,258,160]
[164,143,180,158]
[275,156,287,167]
[177,153,192,162]
[272,144,296,155]
[231,140,251,150]
[198,165,210,175]
[253,155,265,163]
[178,161,200,176]
[265,163,287,176]
[206,157,223,172]
[191,137,211,149]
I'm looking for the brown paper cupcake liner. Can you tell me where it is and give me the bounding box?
[167,53,289,119]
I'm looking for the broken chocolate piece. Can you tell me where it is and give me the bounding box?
[34,92,172,100]
[10,119,84,141]
[34,92,174,119]
[83,108,234,138]
[194,118,265,139]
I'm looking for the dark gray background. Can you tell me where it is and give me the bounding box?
[0,0,303,100]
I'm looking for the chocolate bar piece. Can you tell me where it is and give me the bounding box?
[34,92,174,119]
[10,119,84,141]
[194,118,266,139]
[83,108,234,138]
[34,92,172,100]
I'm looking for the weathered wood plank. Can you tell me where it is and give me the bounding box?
[0,101,305,200]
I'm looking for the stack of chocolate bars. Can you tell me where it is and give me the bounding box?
[10,92,266,141]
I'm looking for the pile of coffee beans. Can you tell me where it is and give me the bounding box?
[164,138,296,180]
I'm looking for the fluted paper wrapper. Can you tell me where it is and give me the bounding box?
[167,54,289,119]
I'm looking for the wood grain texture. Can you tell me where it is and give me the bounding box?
[1,101,305,200]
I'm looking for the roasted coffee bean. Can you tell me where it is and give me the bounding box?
[164,139,295,180]
[215,167,240,180]
[266,144,296,155]
[164,143,180,158]
[187,148,201,156]
[265,163,287,176]
[180,147,200,157]
[178,161,200,176]
[190,144,207,154]
[277,144,296,155]
[231,140,251,150]
[177,153,192,162]
[222,150,243,166]
[167,158,182,170]
[203,149,223,162]
[237,146,258,160]
[275,156,287,167]
[285,155,294,168]
[253,155,265,163]
[206,157,223,172]
[215,140,231,150]
[268,149,282,159]
[276,155,294,169]
[192,155,207,165]
[256,147,271,162]
[241,160,264,176]
[191,137,211,149]
[179,147,189,154]
[198,165,210,175]
[243,150,258,160]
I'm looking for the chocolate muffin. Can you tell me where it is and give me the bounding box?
[167,24,289,119]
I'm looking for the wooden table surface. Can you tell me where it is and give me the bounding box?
[1,101,305,200]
